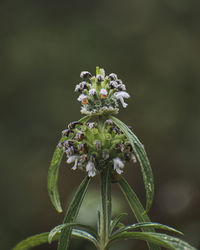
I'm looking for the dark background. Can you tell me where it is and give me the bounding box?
[1,1,200,249]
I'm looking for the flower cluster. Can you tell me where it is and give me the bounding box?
[75,67,130,116]
[58,120,136,177]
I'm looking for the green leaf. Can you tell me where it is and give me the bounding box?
[48,225,64,243]
[110,213,128,235]
[47,115,90,212]
[58,176,91,250]
[48,223,97,244]
[119,177,151,223]
[47,137,66,213]
[13,232,57,250]
[119,177,160,250]
[113,222,183,236]
[72,229,99,247]
[13,228,98,250]
[107,232,197,250]
[110,116,154,212]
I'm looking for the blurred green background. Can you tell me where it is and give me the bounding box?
[1,1,200,249]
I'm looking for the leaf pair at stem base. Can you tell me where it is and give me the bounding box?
[13,175,196,250]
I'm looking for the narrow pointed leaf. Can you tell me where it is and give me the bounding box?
[113,222,183,236]
[13,228,98,250]
[96,66,101,75]
[48,136,66,213]
[116,222,126,229]
[71,229,99,247]
[107,232,197,250]
[48,223,97,243]
[100,68,105,77]
[13,232,58,250]
[110,213,128,235]
[119,177,160,250]
[110,116,154,212]
[47,115,90,212]
[58,176,90,250]
[48,225,64,243]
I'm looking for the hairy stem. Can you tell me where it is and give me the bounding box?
[99,166,112,249]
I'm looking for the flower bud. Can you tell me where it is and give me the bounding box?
[117,83,126,91]
[80,71,92,78]
[57,142,63,149]
[102,151,110,160]
[124,152,132,161]
[117,143,125,152]
[96,74,104,82]
[90,154,96,162]
[95,141,101,150]
[109,81,118,89]
[68,121,82,129]
[108,73,117,81]
[75,81,88,92]
[64,140,74,148]
[105,119,113,125]
[62,129,72,137]
[74,132,84,141]
[79,154,87,163]
[125,143,133,152]
[131,153,137,163]
[112,127,121,134]
[89,89,97,96]
[79,142,88,154]
[87,122,95,129]
[116,79,122,84]
[66,146,75,156]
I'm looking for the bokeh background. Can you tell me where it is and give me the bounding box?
[1,1,200,249]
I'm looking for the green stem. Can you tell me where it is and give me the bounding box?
[99,166,112,250]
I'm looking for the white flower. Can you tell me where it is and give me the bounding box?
[118,84,126,91]
[114,91,130,108]
[75,84,80,92]
[67,155,79,170]
[113,157,124,174]
[75,82,88,92]
[131,154,137,163]
[78,94,87,102]
[109,81,118,88]
[100,88,108,99]
[88,122,95,129]
[86,161,97,177]
[89,89,97,96]
[100,88,107,95]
